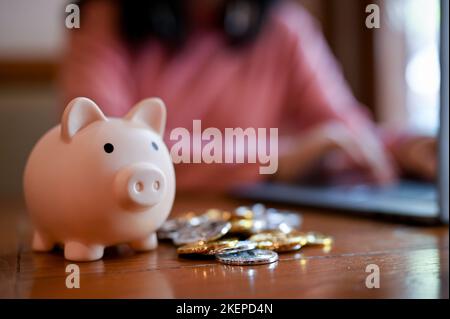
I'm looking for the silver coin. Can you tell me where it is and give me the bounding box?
[173,220,232,246]
[264,209,302,229]
[157,229,176,240]
[215,240,257,255]
[216,249,279,266]
[160,215,204,232]
[249,219,266,233]
[244,212,300,234]
[157,214,205,240]
[251,203,267,218]
[235,203,267,219]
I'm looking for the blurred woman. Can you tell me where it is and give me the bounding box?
[61,0,436,191]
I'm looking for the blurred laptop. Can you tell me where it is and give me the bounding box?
[233,1,449,224]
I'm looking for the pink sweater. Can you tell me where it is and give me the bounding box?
[60,1,392,191]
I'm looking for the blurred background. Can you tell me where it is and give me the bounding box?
[0,0,441,198]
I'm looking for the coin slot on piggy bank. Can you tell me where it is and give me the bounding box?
[23,97,176,262]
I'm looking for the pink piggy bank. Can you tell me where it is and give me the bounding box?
[23,97,175,261]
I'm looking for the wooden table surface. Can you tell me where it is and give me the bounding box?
[0,194,448,299]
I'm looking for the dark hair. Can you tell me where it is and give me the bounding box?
[80,0,275,49]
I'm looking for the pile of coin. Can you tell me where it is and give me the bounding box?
[157,203,333,266]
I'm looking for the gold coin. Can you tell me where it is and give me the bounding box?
[275,242,303,253]
[177,239,239,255]
[305,232,333,246]
[232,206,254,220]
[176,241,208,255]
[249,229,303,241]
[249,230,307,252]
[230,219,254,234]
[275,232,307,252]
[253,240,276,250]
[253,239,302,252]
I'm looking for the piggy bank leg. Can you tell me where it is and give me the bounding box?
[129,233,158,251]
[32,231,54,252]
[64,241,104,261]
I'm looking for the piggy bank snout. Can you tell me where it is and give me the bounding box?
[114,163,166,210]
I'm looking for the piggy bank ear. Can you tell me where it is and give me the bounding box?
[125,98,167,136]
[61,97,107,142]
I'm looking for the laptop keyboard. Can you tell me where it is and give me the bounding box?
[330,181,436,202]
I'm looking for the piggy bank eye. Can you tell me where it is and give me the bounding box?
[104,143,114,153]
[151,141,159,151]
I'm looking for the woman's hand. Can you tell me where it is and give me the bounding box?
[275,122,397,184]
[392,136,437,181]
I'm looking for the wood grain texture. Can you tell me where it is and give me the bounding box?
[0,194,448,299]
